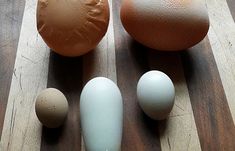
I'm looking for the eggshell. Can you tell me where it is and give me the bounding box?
[37,0,109,57]
[121,0,209,51]
[35,88,68,128]
[80,77,123,151]
[137,71,175,120]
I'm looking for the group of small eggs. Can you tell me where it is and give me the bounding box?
[35,70,174,150]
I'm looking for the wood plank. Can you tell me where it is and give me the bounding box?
[148,50,201,151]
[40,53,83,151]
[0,0,25,136]
[82,0,117,150]
[206,0,235,123]
[112,1,161,150]
[0,0,50,150]
[39,0,116,150]
[82,0,117,83]
[181,38,235,151]
[226,0,235,20]
[113,0,201,150]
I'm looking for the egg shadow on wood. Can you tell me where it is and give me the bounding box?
[180,38,210,82]
[129,39,187,133]
[46,51,83,93]
[140,111,161,137]
[41,51,83,150]
[123,39,161,149]
[128,39,150,74]
[140,107,170,140]
[130,39,186,86]
[41,125,65,145]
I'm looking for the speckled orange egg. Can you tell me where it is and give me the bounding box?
[37,0,110,57]
[120,0,209,51]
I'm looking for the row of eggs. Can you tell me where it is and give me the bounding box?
[35,70,175,151]
[37,0,209,57]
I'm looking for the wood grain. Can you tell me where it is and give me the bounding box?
[82,1,117,150]
[82,0,117,83]
[226,0,235,20]
[113,0,202,150]
[181,38,235,151]
[112,1,161,150]
[41,0,117,150]
[148,50,201,151]
[0,0,50,150]
[0,0,235,150]
[0,0,25,136]
[40,53,83,151]
[206,0,235,123]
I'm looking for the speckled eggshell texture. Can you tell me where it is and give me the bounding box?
[121,0,209,51]
[35,88,69,128]
[37,0,110,57]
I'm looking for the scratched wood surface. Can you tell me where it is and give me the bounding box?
[0,0,235,151]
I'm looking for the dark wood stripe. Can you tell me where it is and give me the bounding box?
[113,1,161,150]
[0,0,25,137]
[40,52,83,151]
[226,0,235,20]
[181,38,235,151]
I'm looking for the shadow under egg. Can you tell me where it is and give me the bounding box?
[40,50,83,150]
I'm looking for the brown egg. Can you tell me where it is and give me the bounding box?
[35,88,68,128]
[120,0,209,51]
[37,0,110,57]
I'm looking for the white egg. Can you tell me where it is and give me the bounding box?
[80,77,123,151]
[137,71,175,120]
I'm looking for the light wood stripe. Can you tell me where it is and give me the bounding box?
[148,52,201,151]
[82,0,116,150]
[0,0,50,150]
[0,0,25,136]
[206,0,235,123]
[182,39,235,151]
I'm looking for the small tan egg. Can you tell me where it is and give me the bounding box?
[37,0,110,57]
[121,0,209,51]
[35,88,68,128]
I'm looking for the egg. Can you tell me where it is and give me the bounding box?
[137,71,175,120]
[37,0,110,57]
[35,88,68,128]
[120,0,209,51]
[80,77,123,151]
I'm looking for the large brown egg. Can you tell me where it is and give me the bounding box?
[37,0,109,57]
[120,0,209,51]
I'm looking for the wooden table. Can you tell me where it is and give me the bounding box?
[0,0,235,150]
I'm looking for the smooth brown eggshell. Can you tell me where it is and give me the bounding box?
[120,0,210,51]
[35,88,68,128]
[37,0,109,57]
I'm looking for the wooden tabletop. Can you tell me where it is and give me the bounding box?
[1,0,235,150]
